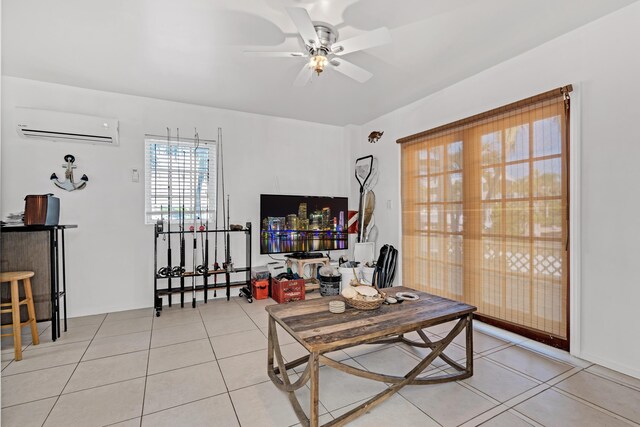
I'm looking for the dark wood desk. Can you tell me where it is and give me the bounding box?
[266,286,477,427]
[1,224,76,342]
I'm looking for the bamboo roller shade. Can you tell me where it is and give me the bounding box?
[400,86,571,340]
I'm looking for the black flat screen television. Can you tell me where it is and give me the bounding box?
[260,194,348,254]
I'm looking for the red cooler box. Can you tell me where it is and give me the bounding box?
[271,278,305,304]
[251,279,269,300]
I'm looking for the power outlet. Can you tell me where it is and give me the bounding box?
[132,168,140,182]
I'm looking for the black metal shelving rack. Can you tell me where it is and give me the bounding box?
[153,222,252,316]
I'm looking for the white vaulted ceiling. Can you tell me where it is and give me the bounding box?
[2,0,637,125]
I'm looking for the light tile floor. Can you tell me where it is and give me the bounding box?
[2,296,640,426]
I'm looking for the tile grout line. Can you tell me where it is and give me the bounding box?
[308,357,390,414]
[1,322,82,379]
[503,408,546,427]
[198,301,243,427]
[550,385,640,426]
[501,383,552,410]
[138,311,155,426]
[3,307,262,412]
[479,354,546,384]
[586,370,640,393]
[40,313,108,427]
[456,380,502,406]
[0,395,61,411]
[3,327,155,378]
[364,385,445,427]
[10,332,97,352]
[103,416,141,427]
[140,391,230,419]
[482,352,576,385]
[422,352,507,427]
[1,360,82,378]
[456,404,511,427]
[81,345,152,364]
[505,364,638,425]
[431,330,590,426]
[543,366,584,387]
[79,324,151,343]
[508,340,586,367]
[149,330,208,350]
[475,341,517,357]
[7,356,225,408]
[574,369,640,394]
[401,341,552,422]
[61,373,150,398]
[2,321,54,360]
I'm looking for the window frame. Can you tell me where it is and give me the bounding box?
[144,137,216,226]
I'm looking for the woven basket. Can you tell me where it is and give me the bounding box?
[343,291,386,311]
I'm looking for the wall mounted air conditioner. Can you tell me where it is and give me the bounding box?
[15,107,119,146]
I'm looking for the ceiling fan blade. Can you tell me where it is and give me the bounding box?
[244,51,306,58]
[286,7,320,47]
[293,63,312,87]
[331,27,391,55]
[330,58,373,83]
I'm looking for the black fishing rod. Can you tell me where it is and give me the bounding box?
[172,129,186,307]
[198,156,210,302]
[179,137,186,306]
[213,129,221,298]
[197,158,207,277]
[158,129,173,307]
[154,139,165,280]
[221,130,227,272]
[218,128,231,301]
[225,195,234,301]
[191,131,200,308]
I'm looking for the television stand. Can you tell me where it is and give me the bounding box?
[286,255,330,292]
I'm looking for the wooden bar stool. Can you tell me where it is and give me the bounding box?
[1,271,39,360]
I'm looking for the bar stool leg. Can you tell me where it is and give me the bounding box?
[24,277,39,346]
[10,280,23,361]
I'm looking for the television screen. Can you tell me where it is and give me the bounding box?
[260,194,348,254]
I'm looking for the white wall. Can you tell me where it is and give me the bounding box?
[349,2,640,378]
[1,76,348,316]
[3,2,639,380]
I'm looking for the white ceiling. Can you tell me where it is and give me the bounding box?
[2,0,637,126]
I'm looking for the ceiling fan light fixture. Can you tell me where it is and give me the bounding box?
[309,54,328,76]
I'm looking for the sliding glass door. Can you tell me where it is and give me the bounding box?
[401,88,570,348]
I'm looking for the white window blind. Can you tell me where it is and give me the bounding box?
[144,138,216,225]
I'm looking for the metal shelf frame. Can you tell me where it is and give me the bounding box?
[153,222,252,316]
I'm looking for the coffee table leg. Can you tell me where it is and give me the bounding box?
[310,352,320,427]
[466,313,474,375]
[267,316,275,376]
[268,315,312,426]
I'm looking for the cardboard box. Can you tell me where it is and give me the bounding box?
[271,277,305,304]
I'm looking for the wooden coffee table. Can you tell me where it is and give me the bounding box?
[266,286,477,427]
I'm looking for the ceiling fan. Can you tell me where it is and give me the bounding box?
[244,7,391,86]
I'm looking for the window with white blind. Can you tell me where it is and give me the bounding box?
[144,138,216,225]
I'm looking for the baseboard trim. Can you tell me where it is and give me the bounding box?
[580,351,640,380]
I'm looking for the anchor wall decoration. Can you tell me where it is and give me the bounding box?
[50,154,89,191]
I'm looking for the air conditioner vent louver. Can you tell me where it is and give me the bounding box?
[15,107,119,146]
